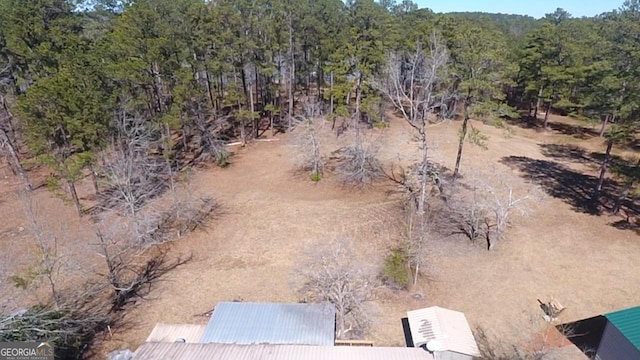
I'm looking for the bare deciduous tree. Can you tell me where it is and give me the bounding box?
[93,226,191,312]
[448,181,489,242]
[17,192,65,308]
[194,112,229,167]
[298,238,378,339]
[302,97,323,119]
[2,176,204,360]
[0,291,112,359]
[448,169,542,251]
[334,139,383,186]
[385,161,447,286]
[376,33,449,215]
[479,173,542,250]
[404,205,433,286]
[291,119,324,180]
[475,315,576,360]
[98,110,217,246]
[164,180,218,240]
[99,114,167,218]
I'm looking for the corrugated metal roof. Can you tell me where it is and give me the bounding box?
[605,306,640,350]
[145,324,206,343]
[200,302,336,345]
[132,342,435,360]
[406,306,480,356]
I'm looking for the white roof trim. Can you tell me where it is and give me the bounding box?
[406,306,480,356]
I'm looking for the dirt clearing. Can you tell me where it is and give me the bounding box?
[1,113,639,358]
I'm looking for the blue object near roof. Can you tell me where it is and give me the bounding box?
[200,302,336,346]
[605,306,640,351]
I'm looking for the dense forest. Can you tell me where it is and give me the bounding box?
[1,0,640,357]
[1,0,639,214]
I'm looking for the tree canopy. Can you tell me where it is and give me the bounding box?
[0,0,637,209]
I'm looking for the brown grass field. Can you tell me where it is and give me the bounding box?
[1,112,639,358]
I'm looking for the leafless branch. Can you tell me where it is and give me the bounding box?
[376,35,449,132]
[302,97,323,119]
[475,314,574,360]
[403,203,436,286]
[333,139,383,186]
[298,238,378,340]
[448,181,490,243]
[98,114,168,217]
[194,113,229,166]
[375,33,450,216]
[291,119,325,179]
[477,171,543,250]
[93,227,192,312]
[17,192,66,308]
[448,169,543,250]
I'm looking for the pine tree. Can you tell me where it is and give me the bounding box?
[442,17,513,177]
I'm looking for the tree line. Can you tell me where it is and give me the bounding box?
[2,1,639,357]
[1,0,639,213]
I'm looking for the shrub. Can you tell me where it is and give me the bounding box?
[216,153,229,168]
[310,172,321,182]
[382,248,409,289]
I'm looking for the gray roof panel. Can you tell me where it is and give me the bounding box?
[200,302,336,345]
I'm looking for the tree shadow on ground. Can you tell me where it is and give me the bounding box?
[539,144,596,166]
[504,114,600,140]
[621,138,640,152]
[539,143,639,179]
[499,156,640,220]
[609,218,640,235]
[531,146,640,234]
[546,121,600,140]
[504,115,540,130]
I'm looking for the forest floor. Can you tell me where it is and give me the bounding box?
[1,112,639,359]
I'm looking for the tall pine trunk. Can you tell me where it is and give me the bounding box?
[250,83,258,139]
[218,74,225,100]
[66,179,82,217]
[534,84,544,119]
[453,96,471,178]
[543,101,552,129]
[304,49,311,97]
[276,51,284,133]
[238,100,246,147]
[330,72,335,130]
[599,114,612,138]
[317,65,323,103]
[151,62,164,114]
[89,163,99,195]
[612,157,640,215]
[203,60,217,112]
[240,66,248,101]
[270,112,275,136]
[0,126,31,191]
[255,70,261,107]
[353,75,363,144]
[593,140,614,204]
[287,12,295,130]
